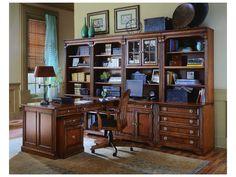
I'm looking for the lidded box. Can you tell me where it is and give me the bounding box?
[131,71,146,84]
[144,17,172,32]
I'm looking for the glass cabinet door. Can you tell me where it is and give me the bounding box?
[142,39,158,65]
[127,40,141,65]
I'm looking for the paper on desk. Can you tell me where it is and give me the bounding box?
[74,100,93,105]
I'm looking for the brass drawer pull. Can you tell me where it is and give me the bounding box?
[163,117,168,121]
[72,120,76,122]
[189,130,194,134]
[189,120,193,124]
[189,109,194,113]
[72,135,76,139]
[163,136,168,141]
[163,127,168,131]
[67,110,70,113]
[189,140,194,144]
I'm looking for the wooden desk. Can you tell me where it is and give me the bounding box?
[21,100,116,159]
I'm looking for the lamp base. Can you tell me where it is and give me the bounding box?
[40,99,50,106]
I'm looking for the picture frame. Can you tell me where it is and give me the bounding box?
[114,5,140,33]
[151,69,160,83]
[87,10,109,35]
[72,58,80,67]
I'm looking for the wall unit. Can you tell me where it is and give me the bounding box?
[64,27,214,154]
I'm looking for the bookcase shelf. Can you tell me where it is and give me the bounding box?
[167,51,204,55]
[93,67,121,70]
[164,66,204,69]
[167,84,206,88]
[68,55,90,58]
[95,82,121,85]
[68,81,90,84]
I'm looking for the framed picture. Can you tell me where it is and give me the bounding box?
[87,10,109,35]
[72,58,80,67]
[151,69,159,83]
[114,5,140,33]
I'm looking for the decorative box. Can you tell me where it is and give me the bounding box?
[144,17,172,32]
[166,88,190,103]
[131,71,147,84]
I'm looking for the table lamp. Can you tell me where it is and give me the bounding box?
[34,66,56,105]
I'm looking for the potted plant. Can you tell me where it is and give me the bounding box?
[100,71,111,82]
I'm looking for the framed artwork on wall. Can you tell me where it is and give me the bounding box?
[87,10,109,35]
[114,5,140,33]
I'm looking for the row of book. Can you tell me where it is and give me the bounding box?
[169,39,179,52]
[71,72,90,82]
[166,71,178,85]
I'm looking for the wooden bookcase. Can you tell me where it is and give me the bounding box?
[64,27,214,154]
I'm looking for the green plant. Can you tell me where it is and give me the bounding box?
[100,71,111,81]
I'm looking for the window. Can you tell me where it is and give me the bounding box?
[27,18,46,97]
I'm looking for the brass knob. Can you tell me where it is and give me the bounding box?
[189,109,194,113]
[163,127,168,131]
[163,136,168,141]
[163,117,168,121]
[67,110,70,113]
[72,135,76,139]
[189,120,193,124]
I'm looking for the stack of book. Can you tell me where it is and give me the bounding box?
[187,58,204,67]
[74,83,81,95]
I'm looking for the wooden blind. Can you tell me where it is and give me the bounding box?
[27,18,46,71]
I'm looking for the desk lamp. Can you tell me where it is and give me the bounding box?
[34,66,56,105]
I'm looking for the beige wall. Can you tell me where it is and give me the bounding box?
[74,3,227,148]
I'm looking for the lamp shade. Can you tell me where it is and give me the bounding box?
[34,66,56,77]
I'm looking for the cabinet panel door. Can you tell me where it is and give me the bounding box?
[25,111,37,146]
[127,40,141,66]
[142,38,158,65]
[121,111,134,136]
[136,111,153,139]
[38,112,53,150]
[65,125,83,150]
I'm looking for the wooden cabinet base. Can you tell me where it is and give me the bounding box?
[21,146,57,159]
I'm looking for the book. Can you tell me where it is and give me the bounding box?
[77,72,85,82]
[71,73,78,81]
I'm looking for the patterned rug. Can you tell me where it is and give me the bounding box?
[9,137,209,174]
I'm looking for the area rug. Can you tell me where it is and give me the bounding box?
[9,137,208,174]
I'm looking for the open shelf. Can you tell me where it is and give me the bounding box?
[95,82,121,85]
[165,66,204,69]
[167,84,206,88]
[68,55,90,58]
[93,67,121,70]
[167,51,204,55]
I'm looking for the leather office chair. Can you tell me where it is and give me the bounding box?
[90,89,132,156]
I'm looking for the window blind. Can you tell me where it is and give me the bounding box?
[27,18,46,71]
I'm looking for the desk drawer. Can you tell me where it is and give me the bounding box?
[160,116,199,126]
[57,107,77,116]
[160,134,199,148]
[160,106,199,116]
[128,103,153,110]
[64,115,83,126]
[160,125,199,137]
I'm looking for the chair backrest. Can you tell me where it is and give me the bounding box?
[117,89,130,130]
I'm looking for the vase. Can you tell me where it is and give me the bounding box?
[88,19,95,38]
[81,17,88,38]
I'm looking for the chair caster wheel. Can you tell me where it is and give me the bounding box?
[113,152,117,156]
[91,149,95,153]
[130,147,133,151]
